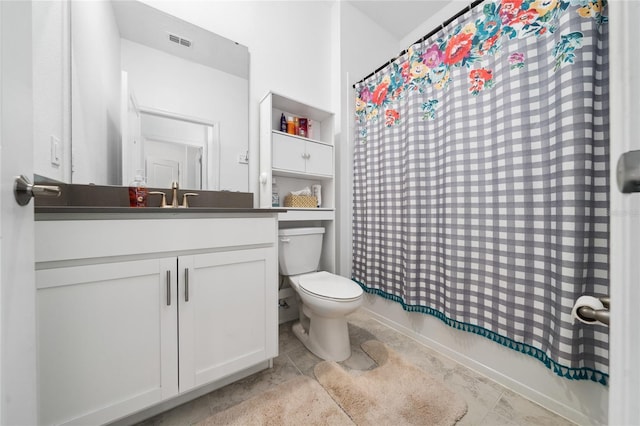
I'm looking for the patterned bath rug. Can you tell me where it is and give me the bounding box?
[196,375,354,426]
[314,340,468,425]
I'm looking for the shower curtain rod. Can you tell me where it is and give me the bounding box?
[352,0,485,88]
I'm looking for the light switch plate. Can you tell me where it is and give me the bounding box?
[50,136,61,166]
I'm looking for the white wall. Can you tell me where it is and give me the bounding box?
[338,3,608,425]
[140,0,335,205]
[121,39,247,191]
[71,1,121,185]
[336,1,398,278]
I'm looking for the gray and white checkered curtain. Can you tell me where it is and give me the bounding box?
[353,0,609,383]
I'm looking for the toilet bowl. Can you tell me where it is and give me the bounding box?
[278,228,363,361]
[288,271,363,361]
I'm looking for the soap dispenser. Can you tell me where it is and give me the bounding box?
[128,170,148,207]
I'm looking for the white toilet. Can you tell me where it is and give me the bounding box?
[278,227,363,361]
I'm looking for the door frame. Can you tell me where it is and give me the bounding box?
[608,1,639,424]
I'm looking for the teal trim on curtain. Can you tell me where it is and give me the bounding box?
[353,278,608,385]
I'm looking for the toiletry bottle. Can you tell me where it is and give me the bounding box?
[287,117,295,135]
[312,184,322,208]
[129,170,148,207]
[307,119,314,139]
[272,178,280,207]
[280,113,287,132]
[298,118,307,137]
[294,117,300,136]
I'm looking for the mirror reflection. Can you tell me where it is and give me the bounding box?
[138,109,218,189]
[37,0,250,191]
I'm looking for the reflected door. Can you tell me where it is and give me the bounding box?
[137,111,216,190]
[147,157,179,188]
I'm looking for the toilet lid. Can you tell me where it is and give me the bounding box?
[298,271,363,300]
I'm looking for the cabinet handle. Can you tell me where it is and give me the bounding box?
[184,268,190,302]
[166,270,171,306]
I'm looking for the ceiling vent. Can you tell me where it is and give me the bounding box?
[168,33,192,48]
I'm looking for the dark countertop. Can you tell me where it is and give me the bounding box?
[32,181,289,219]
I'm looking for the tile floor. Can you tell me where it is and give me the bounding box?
[136,309,575,426]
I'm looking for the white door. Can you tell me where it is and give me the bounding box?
[0,1,38,423]
[608,2,640,424]
[147,156,180,188]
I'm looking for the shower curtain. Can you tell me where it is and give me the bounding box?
[352,0,609,383]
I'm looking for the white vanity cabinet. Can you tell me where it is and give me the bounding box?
[35,215,278,426]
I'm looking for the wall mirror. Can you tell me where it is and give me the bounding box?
[34,0,250,191]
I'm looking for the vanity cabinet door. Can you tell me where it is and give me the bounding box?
[177,247,278,392]
[36,258,178,426]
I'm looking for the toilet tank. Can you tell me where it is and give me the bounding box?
[278,227,325,275]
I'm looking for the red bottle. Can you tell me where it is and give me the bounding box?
[128,171,148,207]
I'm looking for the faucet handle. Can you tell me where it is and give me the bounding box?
[148,191,168,208]
[180,193,198,208]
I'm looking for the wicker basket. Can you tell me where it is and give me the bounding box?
[283,194,318,208]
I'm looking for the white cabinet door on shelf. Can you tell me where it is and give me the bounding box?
[271,131,333,177]
[36,258,178,426]
[305,140,333,176]
[272,132,306,173]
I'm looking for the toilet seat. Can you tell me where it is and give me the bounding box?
[298,271,363,302]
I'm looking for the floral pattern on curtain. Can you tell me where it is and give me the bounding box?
[352,0,609,383]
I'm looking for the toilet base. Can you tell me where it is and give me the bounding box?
[291,315,352,362]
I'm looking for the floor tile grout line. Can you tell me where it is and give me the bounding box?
[486,389,506,417]
[285,352,307,377]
